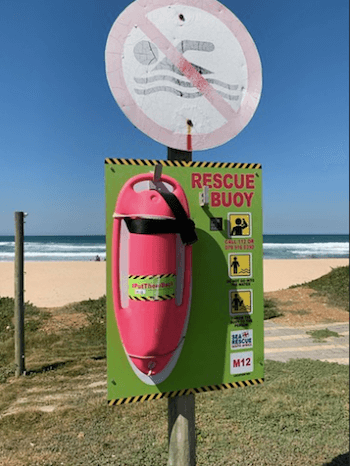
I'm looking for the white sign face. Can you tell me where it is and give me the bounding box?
[230,351,254,375]
[105,0,262,151]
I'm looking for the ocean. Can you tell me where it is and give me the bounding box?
[0,234,348,261]
[263,234,349,259]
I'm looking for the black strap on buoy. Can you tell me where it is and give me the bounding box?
[124,218,177,236]
[158,191,198,245]
[123,191,198,246]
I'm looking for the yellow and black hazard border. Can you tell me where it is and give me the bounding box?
[108,378,264,405]
[105,158,262,169]
[129,273,175,279]
[129,295,175,301]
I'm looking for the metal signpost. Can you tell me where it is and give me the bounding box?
[14,211,26,377]
[105,0,262,464]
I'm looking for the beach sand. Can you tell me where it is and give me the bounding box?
[0,258,348,308]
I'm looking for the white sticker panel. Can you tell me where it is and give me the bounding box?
[230,351,253,374]
[230,329,253,350]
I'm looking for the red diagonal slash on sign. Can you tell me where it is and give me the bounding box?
[134,4,236,122]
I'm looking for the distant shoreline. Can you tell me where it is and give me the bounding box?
[0,234,348,261]
[0,255,348,262]
[263,255,349,260]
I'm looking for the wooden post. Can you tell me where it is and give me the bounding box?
[167,147,196,466]
[14,211,25,377]
[168,393,196,466]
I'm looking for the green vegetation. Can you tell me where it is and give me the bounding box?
[264,297,283,320]
[302,266,349,311]
[307,328,341,342]
[0,297,49,341]
[0,356,348,466]
[0,296,106,383]
[290,309,310,316]
[0,269,349,464]
[0,298,51,382]
[60,296,107,349]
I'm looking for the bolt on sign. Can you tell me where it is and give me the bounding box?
[106,159,264,405]
[105,0,262,151]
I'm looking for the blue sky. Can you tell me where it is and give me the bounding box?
[0,0,348,235]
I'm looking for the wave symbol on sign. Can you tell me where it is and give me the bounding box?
[238,269,250,274]
[133,40,240,101]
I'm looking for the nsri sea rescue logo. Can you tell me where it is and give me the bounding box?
[230,329,253,350]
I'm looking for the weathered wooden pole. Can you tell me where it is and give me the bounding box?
[14,211,25,377]
[168,392,196,466]
[167,148,196,466]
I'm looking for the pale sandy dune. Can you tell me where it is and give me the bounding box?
[0,258,348,307]
[263,258,349,292]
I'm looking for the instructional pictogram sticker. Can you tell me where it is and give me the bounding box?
[228,253,252,278]
[229,289,253,316]
[228,212,251,237]
[105,0,262,151]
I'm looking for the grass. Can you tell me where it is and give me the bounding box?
[307,328,341,342]
[0,296,106,383]
[59,296,107,350]
[300,266,349,311]
[0,298,51,383]
[0,297,50,341]
[290,309,310,316]
[0,358,348,466]
[0,267,349,465]
[264,298,283,319]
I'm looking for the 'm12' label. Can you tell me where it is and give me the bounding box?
[230,351,253,375]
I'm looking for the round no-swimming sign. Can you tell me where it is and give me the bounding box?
[105,0,262,151]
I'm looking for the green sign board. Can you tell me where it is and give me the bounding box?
[106,158,264,405]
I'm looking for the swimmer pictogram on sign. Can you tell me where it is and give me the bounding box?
[133,40,241,101]
[105,0,262,151]
[228,253,252,278]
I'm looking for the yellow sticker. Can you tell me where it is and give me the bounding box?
[228,212,251,237]
[229,289,253,316]
[228,253,252,278]
[128,274,176,301]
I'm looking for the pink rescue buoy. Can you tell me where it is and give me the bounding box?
[112,172,196,384]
